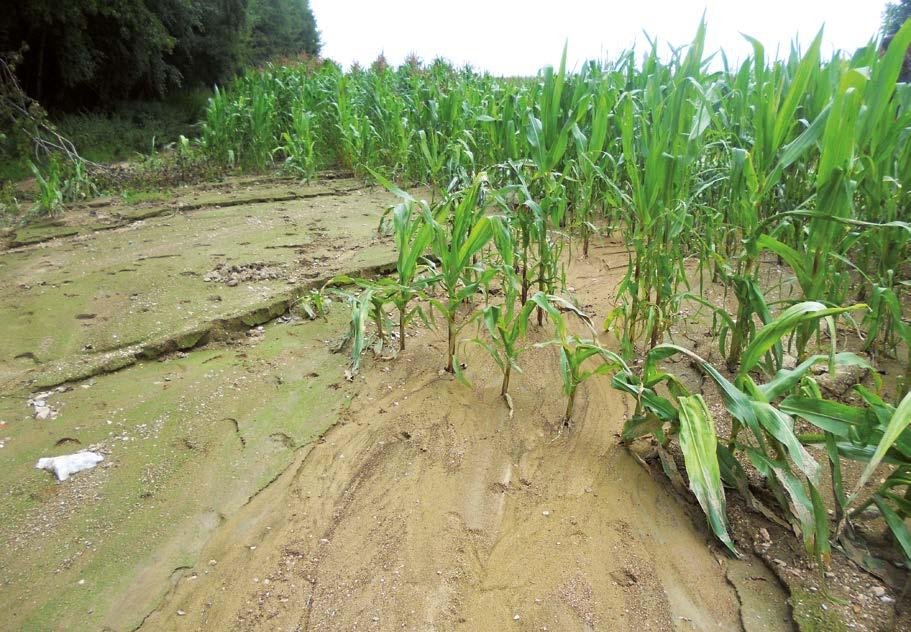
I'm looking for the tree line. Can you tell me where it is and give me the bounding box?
[0,0,320,109]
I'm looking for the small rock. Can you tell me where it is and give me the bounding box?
[873,586,886,597]
[177,610,186,616]
[513,614,520,621]
[208,559,218,566]
[542,510,551,517]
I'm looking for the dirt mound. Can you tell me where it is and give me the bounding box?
[142,245,781,631]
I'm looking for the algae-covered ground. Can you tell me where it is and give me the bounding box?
[0,177,407,630]
[0,177,400,391]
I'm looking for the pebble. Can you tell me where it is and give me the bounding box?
[873,586,885,597]
[177,610,186,616]
[542,510,551,517]
[513,614,520,621]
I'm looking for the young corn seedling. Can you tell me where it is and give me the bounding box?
[331,284,376,380]
[423,175,504,373]
[28,159,64,216]
[535,298,626,426]
[473,218,589,414]
[371,172,436,351]
[473,280,549,413]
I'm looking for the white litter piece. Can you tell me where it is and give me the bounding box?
[35,451,104,481]
[27,391,59,420]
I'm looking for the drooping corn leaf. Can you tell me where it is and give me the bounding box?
[677,395,739,556]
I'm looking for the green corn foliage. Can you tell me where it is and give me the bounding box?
[423,175,502,373]
[606,22,712,354]
[783,388,911,566]
[28,159,64,215]
[535,295,626,425]
[371,171,436,351]
[614,302,866,560]
[677,394,738,555]
[198,22,911,568]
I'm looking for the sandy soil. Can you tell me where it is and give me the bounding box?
[142,243,789,632]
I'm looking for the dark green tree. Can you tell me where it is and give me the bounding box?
[882,1,911,82]
[245,0,321,65]
[0,0,320,108]
[884,1,911,36]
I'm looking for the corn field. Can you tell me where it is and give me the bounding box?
[203,22,911,570]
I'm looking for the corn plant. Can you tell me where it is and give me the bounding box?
[372,172,436,351]
[278,98,317,179]
[614,301,867,559]
[606,24,712,354]
[332,285,375,380]
[248,81,277,170]
[29,159,64,215]
[715,31,826,369]
[473,282,547,411]
[533,297,626,426]
[422,175,503,373]
[783,388,911,568]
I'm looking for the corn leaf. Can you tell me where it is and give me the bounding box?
[677,395,739,556]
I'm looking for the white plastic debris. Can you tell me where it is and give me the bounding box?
[35,451,103,481]
[27,391,58,420]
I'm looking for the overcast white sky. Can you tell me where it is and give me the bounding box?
[310,1,888,74]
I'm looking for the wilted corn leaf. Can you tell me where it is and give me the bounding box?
[677,394,739,556]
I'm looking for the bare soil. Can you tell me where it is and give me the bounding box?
[5,176,903,631]
[140,243,787,632]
